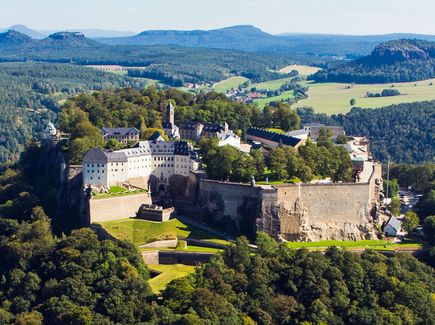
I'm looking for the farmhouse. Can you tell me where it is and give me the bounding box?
[101,127,140,145]
[246,127,306,149]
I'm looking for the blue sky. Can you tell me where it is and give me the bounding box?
[2,0,435,35]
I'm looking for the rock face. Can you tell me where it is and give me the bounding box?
[371,41,432,64]
[48,32,86,41]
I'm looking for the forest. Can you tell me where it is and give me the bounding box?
[0,62,145,163]
[311,39,435,83]
[297,101,435,164]
[0,30,294,86]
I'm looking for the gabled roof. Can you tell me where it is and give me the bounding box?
[174,141,191,156]
[101,127,140,136]
[386,215,401,232]
[83,148,108,163]
[247,127,303,147]
[179,121,203,130]
[148,131,164,141]
[83,148,127,163]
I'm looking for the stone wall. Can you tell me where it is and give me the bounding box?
[141,251,214,265]
[195,164,383,242]
[89,192,152,223]
[196,180,263,238]
[273,182,374,241]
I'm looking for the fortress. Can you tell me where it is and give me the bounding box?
[176,162,383,241]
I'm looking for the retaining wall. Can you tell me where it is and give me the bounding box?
[89,192,152,223]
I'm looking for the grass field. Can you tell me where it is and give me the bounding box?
[295,79,435,114]
[250,77,293,91]
[286,239,423,251]
[92,189,146,200]
[253,90,296,107]
[213,76,249,93]
[279,65,321,76]
[148,264,195,294]
[98,218,229,246]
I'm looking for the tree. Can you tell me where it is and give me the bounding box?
[316,127,333,148]
[423,216,435,245]
[269,147,289,180]
[402,211,420,233]
[390,197,401,216]
[350,98,356,106]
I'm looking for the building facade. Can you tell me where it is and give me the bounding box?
[83,140,199,188]
[101,127,140,145]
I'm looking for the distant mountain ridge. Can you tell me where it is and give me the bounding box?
[311,39,435,83]
[0,24,135,39]
[98,25,435,57]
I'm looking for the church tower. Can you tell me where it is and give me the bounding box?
[167,102,175,125]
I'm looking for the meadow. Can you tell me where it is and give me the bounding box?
[98,218,229,246]
[147,264,195,294]
[279,64,321,76]
[213,76,249,93]
[285,239,423,251]
[295,79,435,114]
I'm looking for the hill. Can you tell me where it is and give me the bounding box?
[1,24,46,39]
[99,25,435,58]
[0,31,293,86]
[0,30,32,45]
[311,39,435,83]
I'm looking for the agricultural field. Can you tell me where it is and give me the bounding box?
[295,78,435,114]
[98,218,228,246]
[279,64,321,76]
[148,264,195,294]
[213,76,249,93]
[285,239,424,251]
[250,77,293,91]
[253,90,296,107]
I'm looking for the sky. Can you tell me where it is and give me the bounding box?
[1,0,435,35]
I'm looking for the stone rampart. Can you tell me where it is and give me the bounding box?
[196,163,383,241]
[89,192,152,223]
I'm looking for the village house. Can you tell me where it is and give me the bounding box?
[101,127,140,145]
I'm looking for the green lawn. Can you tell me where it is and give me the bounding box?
[286,239,423,251]
[279,65,321,76]
[294,79,435,114]
[98,218,229,246]
[213,76,249,93]
[253,90,296,108]
[92,189,146,200]
[250,77,293,91]
[148,264,195,294]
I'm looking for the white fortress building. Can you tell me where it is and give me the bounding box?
[83,139,200,188]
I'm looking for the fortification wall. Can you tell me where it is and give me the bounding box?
[273,182,374,241]
[89,192,152,223]
[196,180,263,238]
[196,164,382,241]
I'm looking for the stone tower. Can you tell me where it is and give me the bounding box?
[167,102,175,125]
